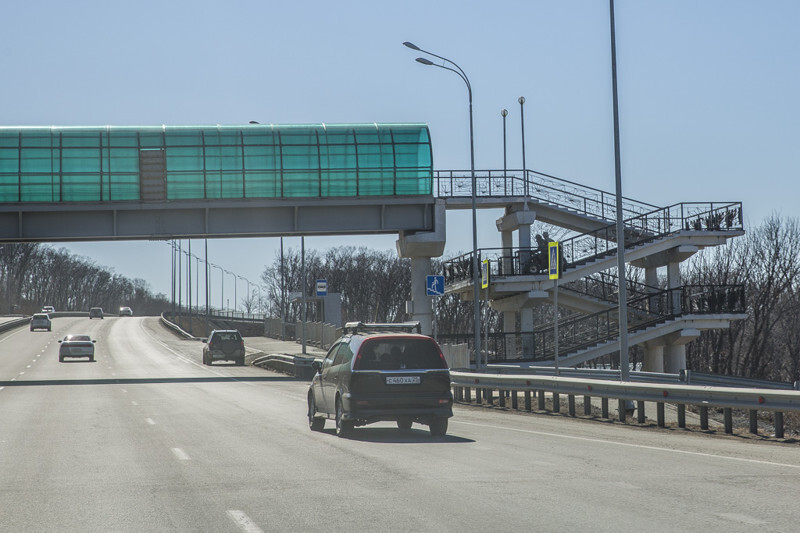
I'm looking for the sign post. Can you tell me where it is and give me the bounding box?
[548,242,561,375]
[481,259,490,368]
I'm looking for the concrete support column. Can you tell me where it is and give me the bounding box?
[503,310,516,359]
[667,261,681,315]
[664,344,686,373]
[642,343,664,373]
[501,230,513,277]
[396,199,447,338]
[409,257,433,336]
[645,266,659,312]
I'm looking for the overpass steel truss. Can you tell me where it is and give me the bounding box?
[0,195,439,242]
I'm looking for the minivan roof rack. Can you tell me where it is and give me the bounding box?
[343,321,422,335]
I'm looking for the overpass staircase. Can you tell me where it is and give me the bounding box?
[436,169,745,365]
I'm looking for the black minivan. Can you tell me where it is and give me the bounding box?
[307,322,453,438]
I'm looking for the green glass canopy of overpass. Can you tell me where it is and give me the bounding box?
[0,124,433,203]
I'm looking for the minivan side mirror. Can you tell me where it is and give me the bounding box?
[311,360,322,373]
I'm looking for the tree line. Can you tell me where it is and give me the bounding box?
[258,215,800,384]
[0,243,169,315]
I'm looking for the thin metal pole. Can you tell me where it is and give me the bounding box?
[554,278,559,375]
[204,238,209,336]
[519,97,527,196]
[610,0,630,380]
[301,236,307,355]
[187,240,192,332]
[502,109,508,191]
[178,241,182,321]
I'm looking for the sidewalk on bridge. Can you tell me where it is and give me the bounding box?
[243,335,327,362]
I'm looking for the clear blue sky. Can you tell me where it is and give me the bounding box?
[3,1,798,306]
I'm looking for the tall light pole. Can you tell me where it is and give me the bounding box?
[224,269,236,312]
[212,264,223,312]
[404,41,481,368]
[501,109,508,192]
[519,96,527,196]
[609,0,629,380]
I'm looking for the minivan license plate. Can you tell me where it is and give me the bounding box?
[386,376,421,385]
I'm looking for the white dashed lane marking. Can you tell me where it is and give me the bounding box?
[226,510,265,533]
[145,418,156,425]
[171,448,191,461]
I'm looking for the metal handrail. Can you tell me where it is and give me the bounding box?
[443,201,744,284]
[434,169,658,222]
[437,285,746,363]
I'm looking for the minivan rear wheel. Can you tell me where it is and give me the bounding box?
[308,394,325,431]
[429,417,448,437]
[335,398,353,438]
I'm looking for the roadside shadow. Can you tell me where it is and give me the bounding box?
[319,426,473,444]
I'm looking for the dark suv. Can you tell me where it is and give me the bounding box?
[307,322,453,438]
[202,330,245,366]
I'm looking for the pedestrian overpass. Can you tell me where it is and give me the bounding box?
[0,123,745,370]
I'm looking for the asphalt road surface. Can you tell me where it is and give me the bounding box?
[1,317,798,532]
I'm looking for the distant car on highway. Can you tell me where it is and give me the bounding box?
[202,330,245,366]
[88,307,104,319]
[30,313,52,332]
[119,306,133,316]
[58,334,96,362]
[307,321,453,438]
[41,306,55,313]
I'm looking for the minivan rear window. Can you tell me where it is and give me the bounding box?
[354,338,446,371]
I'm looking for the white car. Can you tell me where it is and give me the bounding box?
[30,313,52,332]
[58,334,96,362]
[119,306,133,316]
[41,306,56,313]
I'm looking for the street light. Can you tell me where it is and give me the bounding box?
[238,275,251,314]
[609,0,630,380]
[501,109,508,191]
[519,96,527,196]
[212,264,224,312]
[224,269,236,312]
[404,41,482,368]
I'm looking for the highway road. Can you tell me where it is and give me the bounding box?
[1,316,798,532]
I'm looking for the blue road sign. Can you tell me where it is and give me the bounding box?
[316,279,328,296]
[426,275,445,296]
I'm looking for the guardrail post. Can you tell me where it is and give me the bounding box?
[601,397,609,418]
[486,388,494,406]
[476,387,482,405]
[775,412,784,439]
[637,401,645,424]
[749,410,758,434]
[618,399,626,422]
[724,408,733,434]
[499,390,506,408]
[568,395,575,417]
[657,403,665,427]
[700,406,709,430]
[512,391,519,410]
[465,387,472,403]
[584,395,592,416]
[677,404,686,428]
[553,393,560,414]
[525,391,532,411]
[537,390,545,411]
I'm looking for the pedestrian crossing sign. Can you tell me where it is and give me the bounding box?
[548,242,560,280]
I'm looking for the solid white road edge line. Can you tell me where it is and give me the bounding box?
[453,420,800,470]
